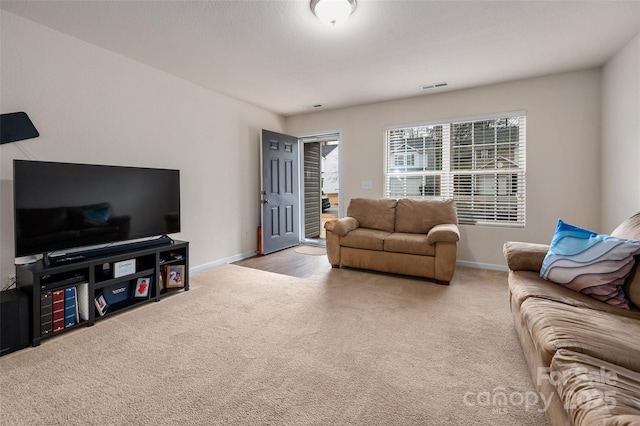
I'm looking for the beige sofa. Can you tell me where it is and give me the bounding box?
[324,198,459,284]
[504,213,640,425]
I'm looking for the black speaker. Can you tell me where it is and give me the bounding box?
[0,289,30,356]
[0,112,39,144]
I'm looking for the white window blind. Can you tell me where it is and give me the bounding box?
[384,113,526,227]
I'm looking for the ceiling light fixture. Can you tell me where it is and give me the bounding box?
[311,0,357,26]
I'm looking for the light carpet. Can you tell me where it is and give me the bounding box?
[0,264,547,425]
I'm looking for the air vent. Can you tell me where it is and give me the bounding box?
[303,104,323,109]
[420,82,449,90]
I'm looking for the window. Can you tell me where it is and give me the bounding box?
[384,113,526,226]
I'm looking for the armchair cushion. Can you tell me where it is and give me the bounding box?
[395,199,458,234]
[384,233,435,256]
[340,228,391,251]
[346,198,397,232]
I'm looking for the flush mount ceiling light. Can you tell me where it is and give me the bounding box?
[311,0,357,26]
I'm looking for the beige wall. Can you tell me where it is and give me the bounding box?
[286,70,603,267]
[2,10,634,278]
[601,33,640,231]
[0,12,284,281]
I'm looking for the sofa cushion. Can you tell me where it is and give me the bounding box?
[508,271,640,321]
[624,265,640,310]
[347,198,398,233]
[394,199,458,234]
[551,349,640,426]
[520,297,640,373]
[611,212,640,309]
[384,233,435,256]
[611,211,640,241]
[340,228,391,251]
[540,219,640,309]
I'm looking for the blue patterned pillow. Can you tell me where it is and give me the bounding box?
[540,219,640,309]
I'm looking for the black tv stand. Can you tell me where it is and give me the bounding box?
[16,240,189,347]
[44,236,174,267]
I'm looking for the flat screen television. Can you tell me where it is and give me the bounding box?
[13,160,180,260]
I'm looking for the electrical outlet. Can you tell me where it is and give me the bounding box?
[361,180,373,190]
[244,231,249,239]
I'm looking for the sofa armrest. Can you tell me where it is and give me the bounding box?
[503,241,549,272]
[427,224,460,244]
[324,217,359,237]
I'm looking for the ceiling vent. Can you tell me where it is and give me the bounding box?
[420,82,449,90]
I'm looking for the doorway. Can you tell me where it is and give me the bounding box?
[300,133,340,245]
[259,129,340,254]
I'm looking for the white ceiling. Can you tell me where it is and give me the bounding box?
[2,0,639,117]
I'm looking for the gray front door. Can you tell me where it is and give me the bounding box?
[260,130,300,254]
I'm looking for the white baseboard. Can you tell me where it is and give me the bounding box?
[190,250,257,274]
[456,260,508,272]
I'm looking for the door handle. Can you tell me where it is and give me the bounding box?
[261,199,269,204]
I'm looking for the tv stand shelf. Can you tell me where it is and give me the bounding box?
[16,240,189,347]
[93,269,155,290]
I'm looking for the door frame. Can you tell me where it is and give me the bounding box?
[297,130,343,246]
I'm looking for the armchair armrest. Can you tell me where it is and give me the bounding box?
[503,241,549,272]
[324,217,359,237]
[427,224,460,244]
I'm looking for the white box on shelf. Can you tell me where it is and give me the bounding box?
[113,259,136,278]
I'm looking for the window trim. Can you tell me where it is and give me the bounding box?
[383,110,526,132]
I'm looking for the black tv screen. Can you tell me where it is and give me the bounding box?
[13,160,180,258]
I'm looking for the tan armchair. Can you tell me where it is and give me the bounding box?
[324,198,460,284]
